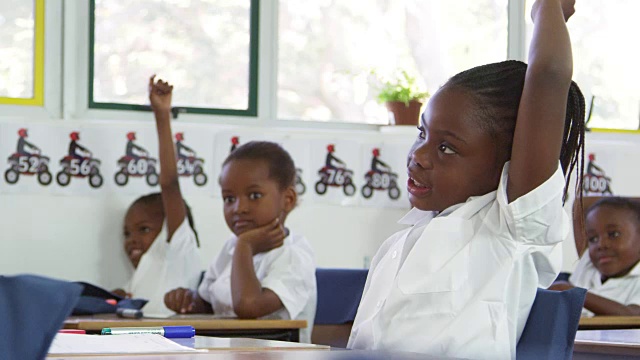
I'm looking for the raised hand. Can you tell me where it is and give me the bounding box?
[149,75,174,113]
[560,0,576,21]
[532,0,575,22]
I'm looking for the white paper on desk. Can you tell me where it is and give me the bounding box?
[48,333,202,354]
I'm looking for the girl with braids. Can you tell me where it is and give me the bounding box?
[111,76,202,315]
[348,0,585,358]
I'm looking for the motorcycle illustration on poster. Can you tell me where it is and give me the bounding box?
[315,144,356,196]
[583,153,613,195]
[4,128,52,186]
[114,132,159,187]
[361,148,400,200]
[56,131,103,188]
[176,132,207,186]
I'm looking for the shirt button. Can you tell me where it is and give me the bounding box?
[392,250,397,259]
[376,301,383,308]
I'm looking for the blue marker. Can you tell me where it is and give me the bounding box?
[101,325,195,338]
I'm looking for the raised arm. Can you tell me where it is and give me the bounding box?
[149,75,186,242]
[507,0,575,202]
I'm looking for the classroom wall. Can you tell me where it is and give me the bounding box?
[0,119,413,290]
[1,123,637,290]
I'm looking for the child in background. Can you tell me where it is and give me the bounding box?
[348,0,585,358]
[111,76,202,315]
[550,197,640,316]
[164,141,317,343]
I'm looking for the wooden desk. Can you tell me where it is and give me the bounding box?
[574,329,640,359]
[64,315,306,342]
[579,316,640,330]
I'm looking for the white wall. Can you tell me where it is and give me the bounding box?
[0,122,640,288]
[0,120,412,290]
[0,189,407,289]
[1,127,638,290]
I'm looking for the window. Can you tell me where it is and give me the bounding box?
[277,0,508,124]
[90,0,258,116]
[0,0,44,105]
[525,0,640,130]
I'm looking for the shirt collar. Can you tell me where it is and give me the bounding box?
[397,208,434,226]
[626,261,640,277]
[398,193,494,226]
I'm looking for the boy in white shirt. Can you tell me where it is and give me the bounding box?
[551,197,640,316]
[164,141,316,343]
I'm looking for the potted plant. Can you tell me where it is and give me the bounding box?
[375,70,429,126]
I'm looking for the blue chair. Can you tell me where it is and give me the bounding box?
[313,268,368,347]
[555,271,571,283]
[516,287,587,360]
[0,274,83,360]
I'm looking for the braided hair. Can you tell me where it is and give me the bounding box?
[444,60,586,204]
[132,193,200,247]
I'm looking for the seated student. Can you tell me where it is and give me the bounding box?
[348,0,585,358]
[164,141,317,343]
[550,197,640,316]
[111,76,201,315]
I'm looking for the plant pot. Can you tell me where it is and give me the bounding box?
[385,100,422,126]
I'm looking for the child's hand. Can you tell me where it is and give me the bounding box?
[111,288,132,299]
[559,0,575,21]
[149,75,173,113]
[532,0,575,22]
[236,218,286,255]
[164,288,197,314]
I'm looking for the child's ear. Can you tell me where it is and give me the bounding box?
[282,186,297,214]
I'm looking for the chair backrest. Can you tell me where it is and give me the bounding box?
[516,287,587,360]
[314,268,368,324]
[0,274,82,360]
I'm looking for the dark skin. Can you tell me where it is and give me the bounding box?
[164,159,297,317]
[408,87,506,212]
[407,0,575,211]
[112,202,164,298]
[550,205,640,315]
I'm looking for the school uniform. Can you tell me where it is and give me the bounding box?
[570,254,640,316]
[125,217,202,315]
[198,231,317,343]
[348,162,568,360]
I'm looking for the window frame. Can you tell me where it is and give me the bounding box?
[0,0,44,106]
[86,0,260,117]
[11,0,630,135]
[0,0,63,122]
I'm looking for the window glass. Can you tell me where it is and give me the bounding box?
[278,0,508,123]
[91,0,257,114]
[526,0,640,130]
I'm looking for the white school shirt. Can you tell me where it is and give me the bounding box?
[348,162,568,360]
[125,217,202,316]
[197,231,317,343]
[570,254,640,317]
